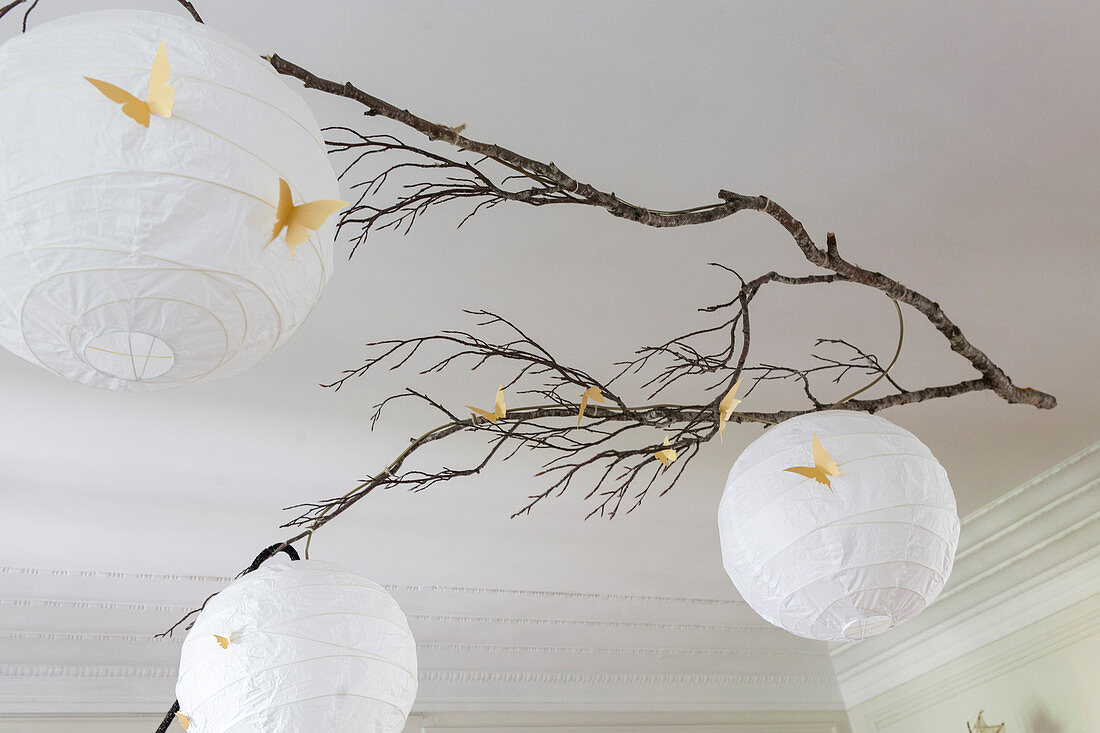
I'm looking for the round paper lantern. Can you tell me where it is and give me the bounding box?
[0,11,340,390]
[176,557,417,732]
[717,410,959,641]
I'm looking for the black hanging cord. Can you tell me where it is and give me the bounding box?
[153,701,180,733]
[238,542,301,577]
[153,542,300,732]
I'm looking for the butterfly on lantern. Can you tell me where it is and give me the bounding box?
[85,40,174,127]
[85,42,347,259]
[783,433,843,489]
[266,178,348,259]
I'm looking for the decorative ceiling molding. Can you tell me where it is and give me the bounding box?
[418,727,842,733]
[388,585,747,607]
[420,671,835,686]
[415,643,820,659]
[0,566,747,607]
[0,598,190,613]
[415,720,844,733]
[831,439,1100,707]
[0,563,833,714]
[0,632,822,658]
[0,632,181,644]
[410,614,779,633]
[0,665,833,687]
[0,665,175,679]
[0,567,231,583]
[0,598,775,634]
[959,439,1099,526]
[0,663,842,714]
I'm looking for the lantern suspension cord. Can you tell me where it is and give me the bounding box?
[153,701,179,733]
[237,541,301,577]
[828,298,904,409]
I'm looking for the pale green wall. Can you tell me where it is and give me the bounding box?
[846,593,1100,733]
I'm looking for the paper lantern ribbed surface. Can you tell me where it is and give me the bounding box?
[176,557,417,733]
[717,410,959,641]
[0,11,339,390]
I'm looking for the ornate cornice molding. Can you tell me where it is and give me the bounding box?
[0,664,831,687]
[0,598,777,634]
[0,565,825,713]
[0,566,745,607]
[0,632,819,658]
[420,671,834,686]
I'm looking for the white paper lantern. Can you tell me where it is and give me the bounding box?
[0,11,339,390]
[717,410,959,641]
[176,557,417,732]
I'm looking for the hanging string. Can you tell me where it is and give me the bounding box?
[827,299,904,409]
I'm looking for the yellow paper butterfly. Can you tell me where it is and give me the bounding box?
[213,634,230,649]
[654,435,678,467]
[266,178,348,258]
[175,712,192,730]
[467,385,506,423]
[968,711,1005,733]
[717,378,743,441]
[85,40,174,127]
[783,433,843,488]
[577,385,606,426]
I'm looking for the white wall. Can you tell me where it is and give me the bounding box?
[846,592,1100,733]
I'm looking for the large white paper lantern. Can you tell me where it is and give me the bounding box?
[176,557,417,732]
[717,410,959,641]
[0,10,339,390]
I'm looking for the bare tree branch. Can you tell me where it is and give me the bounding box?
[2,0,1056,658]
[175,0,203,23]
[265,54,1054,416]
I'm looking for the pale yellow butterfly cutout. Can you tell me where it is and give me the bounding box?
[968,711,1005,733]
[266,178,349,259]
[175,711,192,730]
[467,385,506,423]
[654,435,678,467]
[213,633,230,649]
[783,433,843,489]
[577,385,606,427]
[85,40,174,127]
[717,378,743,441]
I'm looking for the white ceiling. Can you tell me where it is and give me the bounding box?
[1,0,1098,715]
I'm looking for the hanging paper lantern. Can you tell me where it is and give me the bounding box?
[176,557,418,732]
[0,10,342,390]
[717,410,959,641]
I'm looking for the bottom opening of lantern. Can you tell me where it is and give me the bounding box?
[843,613,896,640]
[83,331,175,381]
